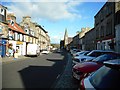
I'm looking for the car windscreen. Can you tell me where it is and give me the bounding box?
[89,66,120,88]
[87,51,103,57]
[77,51,85,55]
[83,51,90,55]
[92,54,120,62]
[76,51,88,56]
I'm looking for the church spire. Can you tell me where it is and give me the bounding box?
[64,28,68,48]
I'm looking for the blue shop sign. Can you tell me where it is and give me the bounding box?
[0,39,7,57]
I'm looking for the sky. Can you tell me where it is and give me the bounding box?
[0,0,107,44]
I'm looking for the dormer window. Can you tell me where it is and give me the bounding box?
[11,20,14,26]
[0,8,4,15]
[25,29,27,32]
[24,29,29,34]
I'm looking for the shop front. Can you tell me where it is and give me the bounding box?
[0,39,7,57]
[97,38,115,51]
[16,41,23,56]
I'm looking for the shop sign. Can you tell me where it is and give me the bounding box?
[16,41,23,45]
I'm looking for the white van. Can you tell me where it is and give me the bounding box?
[26,44,40,56]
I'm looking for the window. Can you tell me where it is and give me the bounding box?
[25,29,29,34]
[96,28,100,39]
[92,54,120,62]
[89,66,120,88]
[9,30,14,40]
[20,34,22,41]
[17,34,20,41]
[100,10,104,21]
[14,32,17,40]
[11,20,14,26]
[87,52,103,57]
[0,8,4,15]
[101,26,104,37]
[106,20,112,36]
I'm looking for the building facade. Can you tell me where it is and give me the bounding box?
[115,1,120,53]
[35,24,50,51]
[0,4,51,58]
[72,27,91,50]
[84,28,96,50]
[7,13,26,56]
[20,16,50,51]
[95,2,115,51]
[0,4,8,57]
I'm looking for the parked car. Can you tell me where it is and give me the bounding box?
[72,50,114,65]
[72,53,120,80]
[41,49,49,54]
[80,59,120,89]
[72,51,90,59]
[70,49,81,56]
[72,51,90,65]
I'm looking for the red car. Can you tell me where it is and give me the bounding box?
[80,59,120,89]
[72,53,120,81]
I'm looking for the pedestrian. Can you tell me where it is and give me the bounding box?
[8,48,13,57]
[13,49,15,57]
[13,49,18,60]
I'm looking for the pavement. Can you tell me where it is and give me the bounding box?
[0,52,46,63]
[0,55,30,63]
[55,52,79,88]
[0,52,52,63]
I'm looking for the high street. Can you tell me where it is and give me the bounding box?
[2,51,68,89]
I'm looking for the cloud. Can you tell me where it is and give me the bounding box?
[5,1,82,22]
[51,36,61,44]
[1,0,108,2]
[50,31,64,43]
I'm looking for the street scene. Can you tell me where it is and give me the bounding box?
[1,0,120,89]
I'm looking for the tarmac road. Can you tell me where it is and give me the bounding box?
[2,51,67,89]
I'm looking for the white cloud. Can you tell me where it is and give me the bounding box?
[51,36,61,44]
[5,1,82,22]
[50,31,64,43]
[1,0,108,2]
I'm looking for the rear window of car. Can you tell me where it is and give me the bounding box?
[84,51,90,55]
[89,66,120,88]
[77,51,85,55]
[92,54,120,62]
[87,51,103,57]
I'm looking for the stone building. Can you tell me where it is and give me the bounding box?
[20,16,38,44]
[94,2,116,50]
[35,24,50,51]
[115,1,120,53]
[84,28,96,50]
[20,16,50,51]
[7,13,26,56]
[72,34,79,49]
[67,37,73,50]
[72,27,91,50]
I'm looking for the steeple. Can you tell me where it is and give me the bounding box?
[64,28,68,47]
